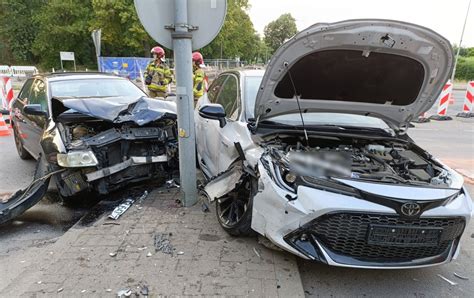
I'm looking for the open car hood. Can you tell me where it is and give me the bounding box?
[53,96,177,126]
[254,19,454,130]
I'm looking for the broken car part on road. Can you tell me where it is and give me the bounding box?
[108,191,148,220]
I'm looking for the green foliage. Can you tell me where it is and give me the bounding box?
[90,0,155,58]
[263,13,297,54]
[455,57,474,81]
[200,0,259,62]
[0,0,44,63]
[32,0,95,69]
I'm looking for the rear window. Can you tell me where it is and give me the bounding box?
[50,78,145,98]
[274,50,424,106]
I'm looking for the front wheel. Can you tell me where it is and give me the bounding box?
[13,122,32,160]
[216,176,256,236]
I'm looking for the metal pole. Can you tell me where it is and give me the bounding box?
[172,0,198,206]
[451,0,471,82]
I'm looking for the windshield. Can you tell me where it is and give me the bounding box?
[50,78,145,98]
[244,76,263,119]
[266,113,390,129]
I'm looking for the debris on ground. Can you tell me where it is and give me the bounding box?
[140,285,149,297]
[166,179,180,189]
[437,274,458,286]
[108,190,147,220]
[109,252,117,257]
[146,252,152,257]
[153,233,174,255]
[177,251,184,255]
[117,288,132,297]
[253,247,261,259]
[57,288,63,293]
[106,288,112,292]
[137,246,147,251]
[453,272,469,280]
[103,222,121,226]
[201,202,210,213]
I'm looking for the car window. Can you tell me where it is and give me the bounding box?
[29,79,48,112]
[50,78,145,98]
[244,76,263,120]
[18,79,34,101]
[215,75,240,121]
[207,75,228,103]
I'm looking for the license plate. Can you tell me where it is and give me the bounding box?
[367,225,443,247]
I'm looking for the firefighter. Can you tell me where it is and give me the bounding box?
[144,46,173,99]
[192,52,206,104]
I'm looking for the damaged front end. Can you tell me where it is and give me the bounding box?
[48,96,178,197]
[250,133,472,267]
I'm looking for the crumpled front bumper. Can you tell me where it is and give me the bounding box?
[251,164,473,269]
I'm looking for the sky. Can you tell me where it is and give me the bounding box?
[248,0,474,47]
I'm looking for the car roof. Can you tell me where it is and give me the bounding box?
[32,72,125,82]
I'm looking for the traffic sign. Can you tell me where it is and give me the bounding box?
[134,0,227,50]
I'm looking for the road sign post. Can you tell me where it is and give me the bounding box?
[134,0,226,207]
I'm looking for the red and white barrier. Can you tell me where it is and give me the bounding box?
[430,81,453,121]
[1,76,14,111]
[457,81,474,118]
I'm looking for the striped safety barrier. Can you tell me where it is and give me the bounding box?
[457,81,474,118]
[430,81,453,121]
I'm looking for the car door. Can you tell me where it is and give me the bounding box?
[196,74,229,175]
[11,78,34,150]
[205,73,242,175]
[22,79,48,158]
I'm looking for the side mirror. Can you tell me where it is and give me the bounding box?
[23,104,47,117]
[199,104,227,128]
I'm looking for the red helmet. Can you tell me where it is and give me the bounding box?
[192,52,204,65]
[151,46,165,58]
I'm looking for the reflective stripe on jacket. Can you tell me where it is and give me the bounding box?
[193,67,205,99]
[145,62,173,92]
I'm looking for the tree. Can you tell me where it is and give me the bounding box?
[32,0,95,69]
[263,13,297,54]
[90,0,155,58]
[200,0,260,62]
[0,0,45,64]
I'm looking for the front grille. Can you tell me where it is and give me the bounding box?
[310,213,465,262]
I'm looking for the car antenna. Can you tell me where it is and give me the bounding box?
[285,62,309,146]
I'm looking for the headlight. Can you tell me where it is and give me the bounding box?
[57,151,98,167]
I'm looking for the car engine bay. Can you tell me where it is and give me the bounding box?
[262,135,452,187]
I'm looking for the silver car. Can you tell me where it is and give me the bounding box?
[196,19,473,269]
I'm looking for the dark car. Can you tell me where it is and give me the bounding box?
[3,72,178,223]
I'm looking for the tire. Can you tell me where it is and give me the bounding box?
[216,176,256,236]
[13,122,32,160]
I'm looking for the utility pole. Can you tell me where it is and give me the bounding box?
[172,0,198,206]
[451,0,471,82]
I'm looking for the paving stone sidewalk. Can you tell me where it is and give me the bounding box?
[7,188,304,297]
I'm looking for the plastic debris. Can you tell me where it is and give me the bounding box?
[146,252,152,257]
[57,288,63,293]
[253,247,261,259]
[37,281,42,285]
[201,202,210,213]
[117,288,132,297]
[177,251,184,255]
[453,272,469,280]
[140,285,149,297]
[106,288,112,292]
[166,179,180,189]
[109,252,117,257]
[137,246,147,251]
[153,233,174,255]
[437,274,458,286]
[81,290,87,293]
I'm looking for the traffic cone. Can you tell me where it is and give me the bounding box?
[0,114,11,136]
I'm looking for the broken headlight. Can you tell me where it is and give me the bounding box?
[57,150,98,167]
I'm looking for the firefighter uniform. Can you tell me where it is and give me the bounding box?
[144,61,173,99]
[193,66,205,103]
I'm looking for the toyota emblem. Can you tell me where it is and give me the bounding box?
[400,202,421,217]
